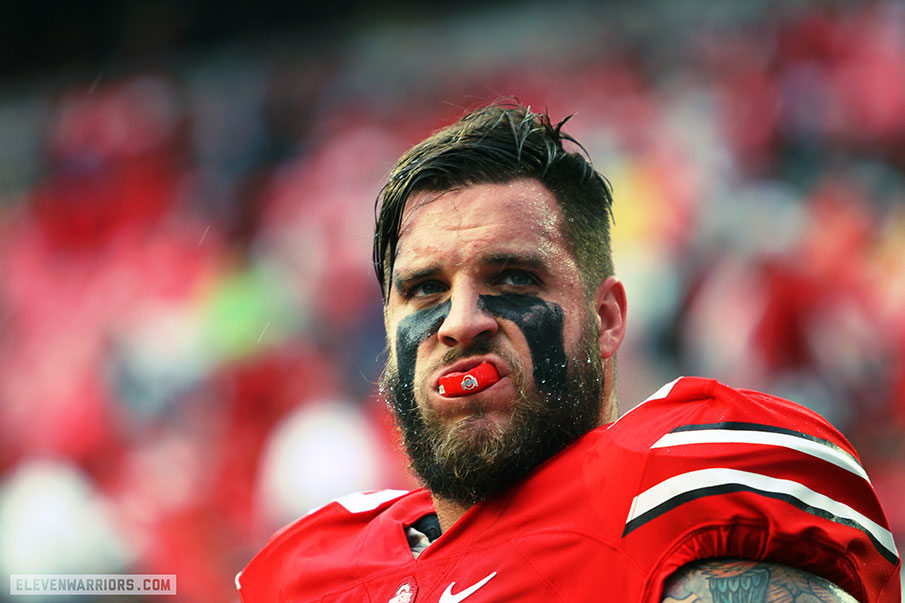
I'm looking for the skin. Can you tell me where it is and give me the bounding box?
[387,289,605,507]
[383,178,626,529]
[663,559,858,602]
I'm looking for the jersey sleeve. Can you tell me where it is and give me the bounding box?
[614,377,901,602]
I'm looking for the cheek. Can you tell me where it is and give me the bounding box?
[563,304,597,353]
[478,294,568,395]
[392,301,451,391]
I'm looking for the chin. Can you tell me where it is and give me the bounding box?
[453,411,508,435]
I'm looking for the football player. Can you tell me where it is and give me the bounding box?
[238,103,900,602]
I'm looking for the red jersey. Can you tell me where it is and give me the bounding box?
[237,377,901,602]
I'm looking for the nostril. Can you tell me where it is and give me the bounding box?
[437,311,498,348]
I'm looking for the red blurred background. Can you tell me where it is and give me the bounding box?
[1,1,903,600]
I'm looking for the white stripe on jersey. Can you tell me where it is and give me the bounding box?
[610,378,683,426]
[650,429,870,482]
[643,378,682,404]
[625,467,899,559]
[334,489,409,513]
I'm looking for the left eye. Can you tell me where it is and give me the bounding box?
[410,280,446,297]
[498,271,537,286]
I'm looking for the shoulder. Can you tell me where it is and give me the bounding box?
[259,488,413,552]
[596,377,900,602]
[613,376,850,443]
[605,376,868,482]
[236,489,417,601]
[611,376,870,495]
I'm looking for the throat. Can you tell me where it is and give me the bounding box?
[432,495,470,533]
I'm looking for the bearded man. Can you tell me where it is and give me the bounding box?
[238,103,900,602]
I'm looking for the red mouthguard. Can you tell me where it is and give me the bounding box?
[438,362,500,397]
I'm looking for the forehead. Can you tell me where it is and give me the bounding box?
[394,178,568,270]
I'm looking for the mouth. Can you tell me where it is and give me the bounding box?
[438,356,507,379]
[436,360,503,397]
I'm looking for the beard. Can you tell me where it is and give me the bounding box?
[380,319,605,507]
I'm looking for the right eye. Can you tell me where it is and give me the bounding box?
[409,280,446,298]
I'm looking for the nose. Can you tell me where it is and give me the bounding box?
[437,285,498,348]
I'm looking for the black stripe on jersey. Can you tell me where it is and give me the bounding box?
[668,422,861,466]
[622,483,899,565]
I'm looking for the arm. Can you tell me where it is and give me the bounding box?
[662,559,858,602]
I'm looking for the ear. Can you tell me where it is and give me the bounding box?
[594,276,627,359]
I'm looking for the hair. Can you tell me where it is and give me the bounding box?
[373,101,615,300]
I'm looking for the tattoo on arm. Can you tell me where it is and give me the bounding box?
[662,559,858,602]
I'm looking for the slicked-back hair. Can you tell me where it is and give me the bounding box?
[373,102,615,300]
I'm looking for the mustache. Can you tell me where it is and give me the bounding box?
[432,341,523,382]
[438,340,495,365]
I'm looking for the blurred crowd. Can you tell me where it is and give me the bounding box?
[1,1,904,600]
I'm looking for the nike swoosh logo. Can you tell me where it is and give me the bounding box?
[438,572,497,603]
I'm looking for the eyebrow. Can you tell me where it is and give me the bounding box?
[481,252,549,272]
[392,252,549,291]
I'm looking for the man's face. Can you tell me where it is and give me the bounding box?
[381,178,610,506]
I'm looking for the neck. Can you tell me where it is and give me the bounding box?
[600,357,619,424]
[431,494,470,533]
